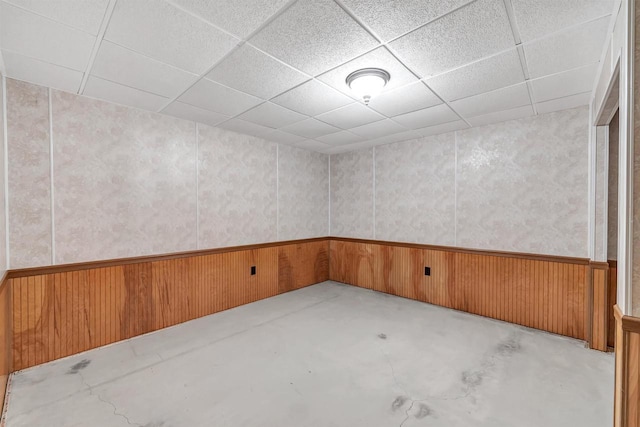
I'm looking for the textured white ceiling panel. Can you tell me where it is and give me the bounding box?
[162,101,229,127]
[425,49,525,102]
[250,0,378,75]
[316,130,366,146]
[178,78,262,116]
[349,119,407,138]
[340,0,474,42]
[451,83,531,118]
[525,16,609,78]
[389,0,514,77]
[466,104,534,127]
[318,47,419,97]
[91,41,197,98]
[168,0,291,38]
[264,130,307,145]
[271,79,353,116]
[294,140,332,151]
[84,76,169,111]
[363,129,422,146]
[237,102,307,129]
[367,81,441,117]
[2,49,83,92]
[280,118,341,139]
[392,103,459,129]
[316,102,385,129]
[416,119,469,137]
[512,0,613,42]
[105,0,239,74]
[535,92,590,114]
[206,44,309,99]
[530,63,599,103]
[4,0,109,35]
[1,2,95,71]
[217,118,274,138]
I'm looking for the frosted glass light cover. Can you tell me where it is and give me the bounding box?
[346,68,390,104]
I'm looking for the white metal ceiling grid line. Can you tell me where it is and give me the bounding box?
[501,0,538,116]
[78,0,118,94]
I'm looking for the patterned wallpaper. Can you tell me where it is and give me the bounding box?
[5,78,328,268]
[331,106,590,258]
[5,77,591,267]
[0,78,6,276]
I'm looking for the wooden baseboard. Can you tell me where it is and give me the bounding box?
[614,306,640,427]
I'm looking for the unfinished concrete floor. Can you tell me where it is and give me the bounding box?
[4,281,613,427]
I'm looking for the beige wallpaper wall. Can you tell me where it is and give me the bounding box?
[608,109,619,261]
[0,78,6,276]
[330,106,590,258]
[5,78,328,268]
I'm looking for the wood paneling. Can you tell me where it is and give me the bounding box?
[278,240,329,292]
[0,275,10,414]
[330,239,588,340]
[10,240,327,371]
[591,263,610,351]
[610,261,618,348]
[614,306,640,427]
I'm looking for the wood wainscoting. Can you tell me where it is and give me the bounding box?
[0,274,10,414]
[329,238,595,341]
[8,239,329,371]
[614,306,640,427]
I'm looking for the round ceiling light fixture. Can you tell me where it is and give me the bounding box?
[346,68,390,105]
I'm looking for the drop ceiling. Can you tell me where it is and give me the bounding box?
[0,0,614,154]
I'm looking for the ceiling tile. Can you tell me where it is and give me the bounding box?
[316,130,365,146]
[323,140,378,154]
[161,101,229,127]
[237,102,307,129]
[466,105,534,127]
[91,41,197,98]
[392,104,459,129]
[263,130,307,145]
[206,44,308,99]
[530,63,599,103]
[368,81,442,117]
[271,79,353,116]
[316,103,385,129]
[416,119,469,137]
[84,76,169,111]
[168,0,291,39]
[365,129,422,146]
[340,0,474,42]
[178,78,262,116]
[280,118,341,139]
[524,16,609,78]
[250,0,378,75]
[425,49,524,101]
[0,2,95,71]
[4,0,109,35]
[217,118,274,139]
[512,0,613,42]
[349,119,407,139]
[294,140,332,152]
[2,49,83,92]
[535,92,591,115]
[317,47,419,97]
[389,0,514,77]
[104,0,239,74]
[451,83,531,118]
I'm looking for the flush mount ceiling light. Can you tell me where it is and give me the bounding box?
[346,68,390,105]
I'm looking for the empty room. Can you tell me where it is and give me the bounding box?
[0,0,639,425]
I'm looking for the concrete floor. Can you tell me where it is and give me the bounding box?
[3,281,613,427]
